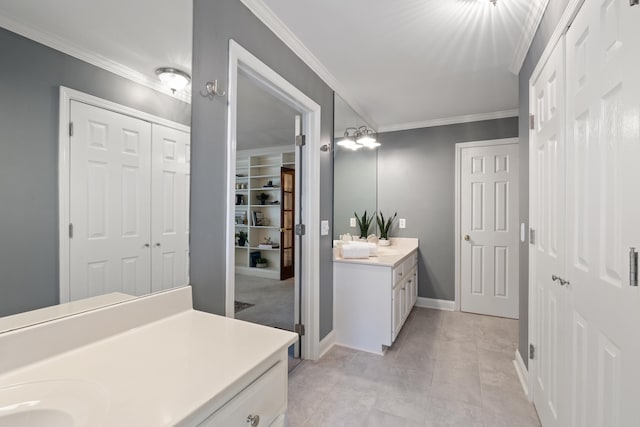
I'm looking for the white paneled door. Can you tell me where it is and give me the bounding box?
[530,38,567,427]
[565,0,640,425]
[69,100,190,301]
[459,139,519,319]
[69,101,152,300]
[151,125,191,292]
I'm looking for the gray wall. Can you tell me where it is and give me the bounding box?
[378,118,518,301]
[191,0,335,339]
[0,27,190,318]
[518,0,570,367]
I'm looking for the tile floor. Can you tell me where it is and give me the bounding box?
[287,307,540,427]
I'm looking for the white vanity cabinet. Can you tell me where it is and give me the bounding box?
[334,238,419,354]
[197,359,287,427]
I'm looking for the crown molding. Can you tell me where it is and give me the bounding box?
[377,109,519,133]
[509,0,550,75]
[0,15,191,103]
[239,0,378,129]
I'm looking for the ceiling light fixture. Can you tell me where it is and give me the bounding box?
[155,67,191,93]
[489,0,498,6]
[337,126,380,150]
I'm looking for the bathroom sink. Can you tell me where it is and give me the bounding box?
[0,380,109,427]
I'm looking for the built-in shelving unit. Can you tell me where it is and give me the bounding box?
[235,147,295,279]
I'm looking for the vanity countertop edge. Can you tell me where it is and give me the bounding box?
[332,237,419,268]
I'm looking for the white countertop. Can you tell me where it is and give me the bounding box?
[0,291,297,426]
[333,237,419,267]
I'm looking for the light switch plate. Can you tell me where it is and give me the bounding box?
[399,218,406,229]
[321,220,330,236]
[350,218,356,227]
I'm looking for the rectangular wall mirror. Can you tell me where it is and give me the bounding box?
[0,2,192,331]
[333,94,378,240]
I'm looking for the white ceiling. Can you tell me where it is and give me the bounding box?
[0,0,192,100]
[0,0,537,130]
[261,0,531,130]
[237,71,298,150]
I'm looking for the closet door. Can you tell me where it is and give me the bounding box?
[565,1,640,425]
[150,124,191,292]
[69,101,152,300]
[529,38,568,427]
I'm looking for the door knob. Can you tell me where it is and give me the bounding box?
[246,414,260,426]
[143,243,150,248]
[464,235,470,241]
[154,243,161,247]
[552,274,560,282]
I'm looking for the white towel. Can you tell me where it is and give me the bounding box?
[341,244,370,259]
[348,241,378,256]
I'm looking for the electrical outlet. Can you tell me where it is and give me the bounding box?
[350,218,357,227]
[399,218,406,229]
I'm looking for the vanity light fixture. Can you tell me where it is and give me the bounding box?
[155,67,191,93]
[337,126,380,150]
[490,0,498,5]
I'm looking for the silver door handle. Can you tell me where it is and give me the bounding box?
[552,274,570,286]
[552,274,560,282]
[143,243,150,248]
[464,235,470,241]
[154,243,161,247]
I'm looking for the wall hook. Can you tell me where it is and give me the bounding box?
[200,80,226,99]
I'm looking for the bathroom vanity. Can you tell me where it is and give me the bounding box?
[333,237,419,354]
[0,287,297,426]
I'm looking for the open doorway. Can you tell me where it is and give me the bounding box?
[233,71,300,362]
[225,40,322,366]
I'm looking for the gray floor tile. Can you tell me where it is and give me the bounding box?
[287,308,540,427]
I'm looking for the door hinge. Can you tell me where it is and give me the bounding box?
[295,224,306,236]
[529,114,535,130]
[68,223,73,238]
[294,323,305,336]
[295,134,306,147]
[529,228,536,245]
[529,343,535,360]
[630,247,638,287]
[69,122,74,137]
[631,0,639,6]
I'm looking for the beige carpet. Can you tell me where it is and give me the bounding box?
[234,274,295,332]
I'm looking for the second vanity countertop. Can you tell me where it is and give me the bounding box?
[333,237,419,268]
[0,288,297,426]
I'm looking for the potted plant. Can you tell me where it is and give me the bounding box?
[376,211,397,246]
[256,258,268,268]
[354,210,375,239]
[256,192,270,205]
[235,230,248,247]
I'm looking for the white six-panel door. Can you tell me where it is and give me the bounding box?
[459,139,519,319]
[565,1,640,425]
[69,101,190,300]
[69,101,152,300]
[151,125,190,292]
[530,38,568,427]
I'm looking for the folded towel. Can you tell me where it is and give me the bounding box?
[347,241,378,256]
[341,244,370,259]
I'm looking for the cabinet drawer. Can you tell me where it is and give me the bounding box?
[199,361,286,426]
[393,265,404,285]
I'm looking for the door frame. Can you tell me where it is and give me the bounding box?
[454,137,519,312]
[58,87,190,304]
[225,40,322,360]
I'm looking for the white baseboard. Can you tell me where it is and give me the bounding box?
[513,349,530,400]
[415,297,455,311]
[317,330,335,360]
